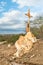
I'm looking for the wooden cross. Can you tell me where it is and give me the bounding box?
[25,9,32,21]
[25,9,32,32]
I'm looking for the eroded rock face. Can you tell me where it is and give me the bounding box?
[25,32,37,43]
[14,32,37,58]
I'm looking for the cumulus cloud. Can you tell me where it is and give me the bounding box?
[12,0,43,8]
[0,9,37,33]
[0,24,25,29]
[0,9,26,29]
[0,0,43,34]
[0,10,20,23]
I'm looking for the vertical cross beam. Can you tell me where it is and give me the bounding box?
[25,9,32,32]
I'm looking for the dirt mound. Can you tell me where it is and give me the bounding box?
[0,39,43,65]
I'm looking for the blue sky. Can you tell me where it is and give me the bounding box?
[0,0,43,34]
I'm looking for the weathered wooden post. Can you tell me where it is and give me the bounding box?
[25,9,32,32]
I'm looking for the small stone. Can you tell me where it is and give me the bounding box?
[36,50,38,52]
[12,56,15,59]
[38,54,41,56]
[30,54,35,58]
[8,44,11,48]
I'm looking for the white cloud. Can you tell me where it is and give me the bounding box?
[12,0,43,8]
[0,1,6,12]
[0,24,25,29]
[0,9,37,30]
[0,1,6,7]
[12,0,17,2]
[0,10,20,23]
[0,7,4,12]
[0,9,25,29]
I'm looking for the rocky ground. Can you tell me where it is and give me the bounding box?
[0,39,43,65]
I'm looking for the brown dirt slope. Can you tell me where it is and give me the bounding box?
[0,39,43,65]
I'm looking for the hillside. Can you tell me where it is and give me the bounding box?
[0,39,43,65]
[0,16,43,65]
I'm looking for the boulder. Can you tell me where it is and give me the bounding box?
[14,32,37,58]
